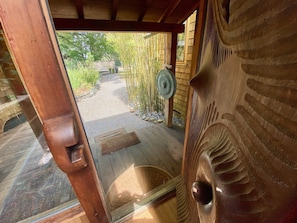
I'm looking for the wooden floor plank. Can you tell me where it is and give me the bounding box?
[150,125,183,162]
[129,143,151,167]
[89,143,100,171]
[133,135,170,175]
[136,126,181,176]
[0,123,184,222]
[150,126,183,169]
[109,151,126,178]
[117,147,135,169]
[97,151,115,192]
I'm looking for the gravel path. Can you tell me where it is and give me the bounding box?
[77,73,153,142]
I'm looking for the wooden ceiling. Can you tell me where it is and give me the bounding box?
[48,0,200,33]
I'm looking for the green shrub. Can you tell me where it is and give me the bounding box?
[65,58,99,94]
[80,66,98,86]
[67,68,82,91]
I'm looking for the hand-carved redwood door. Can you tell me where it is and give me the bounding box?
[179,0,297,222]
[0,1,109,222]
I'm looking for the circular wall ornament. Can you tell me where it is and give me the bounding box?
[156,69,176,99]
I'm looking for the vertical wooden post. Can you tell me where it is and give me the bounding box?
[0,1,110,222]
[182,0,208,172]
[164,32,177,127]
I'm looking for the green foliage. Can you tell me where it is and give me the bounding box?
[57,32,117,63]
[56,32,115,95]
[107,33,163,113]
[177,32,185,61]
[65,53,99,94]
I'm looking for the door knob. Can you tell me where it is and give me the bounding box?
[191,181,213,205]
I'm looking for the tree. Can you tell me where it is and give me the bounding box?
[56,32,117,63]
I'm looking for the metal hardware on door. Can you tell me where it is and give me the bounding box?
[191,181,213,205]
[43,113,88,173]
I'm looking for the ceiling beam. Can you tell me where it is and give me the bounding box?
[158,0,181,23]
[177,1,200,24]
[74,0,84,19]
[138,0,152,22]
[111,0,119,20]
[53,18,184,33]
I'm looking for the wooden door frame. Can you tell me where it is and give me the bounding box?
[182,0,207,173]
[0,0,109,222]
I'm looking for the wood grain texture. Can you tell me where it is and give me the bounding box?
[0,1,110,222]
[48,0,199,26]
[93,124,184,194]
[181,0,297,222]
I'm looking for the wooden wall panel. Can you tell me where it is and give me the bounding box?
[174,12,197,124]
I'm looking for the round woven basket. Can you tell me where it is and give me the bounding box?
[106,165,173,211]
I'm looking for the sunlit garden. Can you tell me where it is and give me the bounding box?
[57,32,165,115]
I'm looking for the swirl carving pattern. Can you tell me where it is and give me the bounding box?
[178,0,297,222]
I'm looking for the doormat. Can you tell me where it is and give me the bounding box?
[95,129,140,155]
[94,128,127,143]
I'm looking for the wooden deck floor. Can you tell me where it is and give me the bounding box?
[0,121,184,222]
[91,124,184,193]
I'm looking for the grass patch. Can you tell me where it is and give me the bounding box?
[65,61,99,96]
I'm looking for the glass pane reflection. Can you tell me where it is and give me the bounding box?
[0,29,77,223]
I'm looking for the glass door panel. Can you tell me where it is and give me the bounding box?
[0,28,77,222]
[55,31,185,218]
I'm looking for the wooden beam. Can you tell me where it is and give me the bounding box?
[164,32,178,127]
[177,1,200,24]
[0,0,110,222]
[171,33,178,73]
[53,18,184,33]
[158,0,181,23]
[182,0,207,173]
[111,0,119,20]
[138,0,152,22]
[74,0,84,19]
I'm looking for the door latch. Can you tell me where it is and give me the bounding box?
[43,113,88,173]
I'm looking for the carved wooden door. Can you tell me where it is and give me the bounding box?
[179,0,297,222]
[0,1,109,222]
